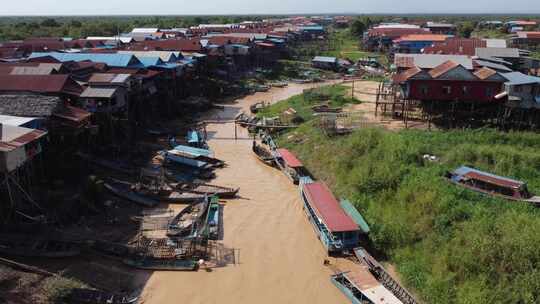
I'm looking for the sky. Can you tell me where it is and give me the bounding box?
[1,0,540,15]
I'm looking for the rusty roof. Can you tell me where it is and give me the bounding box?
[395,34,448,42]
[423,38,486,56]
[0,75,82,95]
[53,105,91,122]
[428,60,460,78]
[303,182,359,233]
[393,66,423,83]
[473,67,497,80]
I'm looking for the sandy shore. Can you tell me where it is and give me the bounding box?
[138,82,350,304]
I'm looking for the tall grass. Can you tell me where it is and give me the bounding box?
[278,126,540,304]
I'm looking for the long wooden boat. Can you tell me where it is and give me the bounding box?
[123,258,199,271]
[165,150,212,169]
[174,182,239,199]
[252,141,276,167]
[168,198,210,237]
[331,270,403,304]
[275,148,309,184]
[67,288,138,304]
[169,146,225,168]
[206,196,220,240]
[91,240,133,258]
[76,152,136,175]
[445,166,540,205]
[0,237,80,258]
[299,177,360,253]
[104,179,160,208]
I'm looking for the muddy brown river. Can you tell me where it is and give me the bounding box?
[138,82,350,304]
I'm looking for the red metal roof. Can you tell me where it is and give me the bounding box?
[53,105,91,123]
[464,171,523,189]
[303,182,358,233]
[134,39,202,52]
[368,28,430,39]
[423,38,486,56]
[277,148,303,168]
[0,75,83,95]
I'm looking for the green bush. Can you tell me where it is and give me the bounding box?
[279,126,540,304]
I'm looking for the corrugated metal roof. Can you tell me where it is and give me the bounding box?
[473,67,498,80]
[474,60,513,72]
[0,124,47,153]
[395,34,448,42]
[475,47,520,59]
[503,72,540,85]
[0,114,37,127]
[0,75,82,95]
[395,54,473,70]
[80,87,118,98]
[303,182,359,233]
[276,148,303,168]
[455,166,525,189]
[429,60,460,78]
[29,52,142,68]
[118,50,180,62]
[484,39,507,48]
[392,66,422,83]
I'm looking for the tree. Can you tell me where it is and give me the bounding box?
[350,18,366,36]
[458,21,476,38]
[41,18,60,27]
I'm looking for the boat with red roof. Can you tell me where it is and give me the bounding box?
[299,177,360,253]
[276,148,309,184]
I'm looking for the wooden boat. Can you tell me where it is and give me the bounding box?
[167,200,209,237]
[252,141,276,167]
[250,102,265,114]
[299,177,360,253]
[104,179,160,208]
[312,104,343,113]
[206,196,220,240]
[76,152,136,175]
[445,166,540,205]
[163,191,207,204]
[0,236,80,258]
[91,240,133,258]
[270,81,288,88]
[123,258,199,271]
[165,150,212,169]
[275,148,309,184]
[67,288,138,304]
[174,182,239,198]
[170,145,225,168]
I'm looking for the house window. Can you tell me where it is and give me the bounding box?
[443,86,452,95]
[462,86,469,95]
[420,85,429,95]
[485,87,494,97]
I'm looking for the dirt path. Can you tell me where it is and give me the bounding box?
[138,83,349,304]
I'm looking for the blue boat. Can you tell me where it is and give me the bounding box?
[186,130,207,149]
[173,145,214,158]
[299,177,360,253]
[164,150,211,169]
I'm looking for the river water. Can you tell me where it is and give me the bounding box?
[139,82,350,304]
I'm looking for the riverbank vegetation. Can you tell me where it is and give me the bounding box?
[257,84,360,121]
[262,85,540,304]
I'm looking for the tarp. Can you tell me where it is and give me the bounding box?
[340,199,370,234]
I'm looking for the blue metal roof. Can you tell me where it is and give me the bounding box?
[300,26,324,31]
[137,56,163,67]
[502,72,540,85]
[29,52,142,68]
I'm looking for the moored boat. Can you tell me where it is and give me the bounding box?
[205,196,220,240]
[299,177,360,253]
[252,141,276,167]
[123,257,199,271]
[174,182,239,198]
[445,166,540,205]
[168,199,210,237]
[276,148,309,184]
[104,179,159,208]
[76,152,136,175]
[67,288,138,304]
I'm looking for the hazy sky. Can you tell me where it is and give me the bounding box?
[1,0,540,15]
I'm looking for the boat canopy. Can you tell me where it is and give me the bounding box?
[277,148,303,168]
[454,166,525,189]
[173,145,214,158]
[303,182,359,233]
[340,199,370,234]
[187,130,201,144]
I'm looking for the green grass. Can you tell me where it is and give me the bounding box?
[472,29,508,39]
[257,84,360,120]
[275,124,540,304]
[323,29,387,64]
